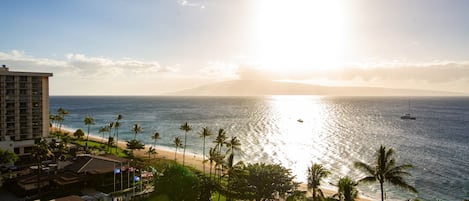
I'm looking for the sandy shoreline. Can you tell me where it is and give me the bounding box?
[57,128,372,201]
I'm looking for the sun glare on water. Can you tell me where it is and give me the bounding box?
[255,0,346,73]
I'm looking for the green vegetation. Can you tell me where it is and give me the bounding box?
[354,145,418,201]
[179,122,192,166]
[307,163,331,201]
[0,148,18,165]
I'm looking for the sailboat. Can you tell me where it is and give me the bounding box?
[401,99,416,120]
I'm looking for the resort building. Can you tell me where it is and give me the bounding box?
[0,65,53,155]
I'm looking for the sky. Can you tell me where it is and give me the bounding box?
[1,0,469,95]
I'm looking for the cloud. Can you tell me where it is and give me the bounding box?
[0,50,176,79]
[334,61,469,83]
[177,0,205,8]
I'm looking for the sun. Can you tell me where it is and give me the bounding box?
[254,0,346,73]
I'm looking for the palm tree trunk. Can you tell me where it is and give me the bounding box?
[174,148,177,161]
[202,137,206,174]
[183,131,187,166]
[380,181,384,201]
[312,188,316,201]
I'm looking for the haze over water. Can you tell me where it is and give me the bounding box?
[51,96,469,201]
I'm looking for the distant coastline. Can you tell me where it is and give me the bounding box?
[167,80,467,97]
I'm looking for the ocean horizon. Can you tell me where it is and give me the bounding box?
[50,95,469,201]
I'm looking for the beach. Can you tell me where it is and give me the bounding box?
[60,128,372,201]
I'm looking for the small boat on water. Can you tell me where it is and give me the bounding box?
[297,119,304,123]
[400,113,416,120]
[401,98,416,120]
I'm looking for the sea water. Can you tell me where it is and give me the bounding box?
[50,96,469,200]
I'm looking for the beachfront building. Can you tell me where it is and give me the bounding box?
[0,65,53,155]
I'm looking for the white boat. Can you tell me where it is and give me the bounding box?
[401,99,416,120]
[400,113,416,120]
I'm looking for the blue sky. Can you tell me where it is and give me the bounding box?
[1,0,469,95]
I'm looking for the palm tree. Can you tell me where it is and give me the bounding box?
[207,147,217,178]
[146,147,157,159]
[354,145,418,201]
[198,126,212,174]
[226,136,241,156]
[131,123,143,140]
[179,122,192,166]
[114,114,123,153]
[83,115,95,151]
[307,163,331,201]
[335,177,358,201]
[173,136,183,162]
[99,125,110,144]
[152,131,161,148]
[32,138,52,197]
[57,108,69,132]
[213,128,227,153]
[224,152,245,201]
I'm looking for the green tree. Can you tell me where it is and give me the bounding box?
[354,145,418,201]
[213,128,227,153]
[131,123,143,140]
[73,128,85,140]
[126,139,145,154]
[213,128,227,178]
[32,138,52,197]
[335,177,358,201]
[0,148,18,166]
[153,164,200,201]
[98,125,110,144]
[207,147,219,178]
[57,107,69,132]
[152,131,161,147]
[307,163,331,201]
[83,115,95,151]
[239,163,297,201]
[173,136,183,162]
[198,126,212,174]
[226,136,241,157]
[146,146,157,159]
[114,114,123,153]
[224,153,245,200]
[179,122,192,166]
[151,131,161,157]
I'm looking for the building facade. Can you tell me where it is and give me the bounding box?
[0,65,53,155]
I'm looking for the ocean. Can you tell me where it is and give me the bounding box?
[50,96,469,201]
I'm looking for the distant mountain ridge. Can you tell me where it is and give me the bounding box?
[168,80,464,96]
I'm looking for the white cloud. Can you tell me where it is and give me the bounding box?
[199,61,239,80]
[177,0,205,8]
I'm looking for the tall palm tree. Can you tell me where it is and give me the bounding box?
[173,136,183,162]
[224,152,245,201]
[179,122,192,166]
[114,114,123,153]
[199,127,212,174]
[83,115,95,151]
[99,125,110,144]
[307,163,331,201]
[213,128,227,153]
[354,145,418,201]
[146,147,157,159]
[335,177,358,201]
[32,138,52,197]
[207,147,217,178]
[226,136,241,156]
[99,125,111,152]
[152,131,161,148]
[131,123,143,140]
[57,108,69,132]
